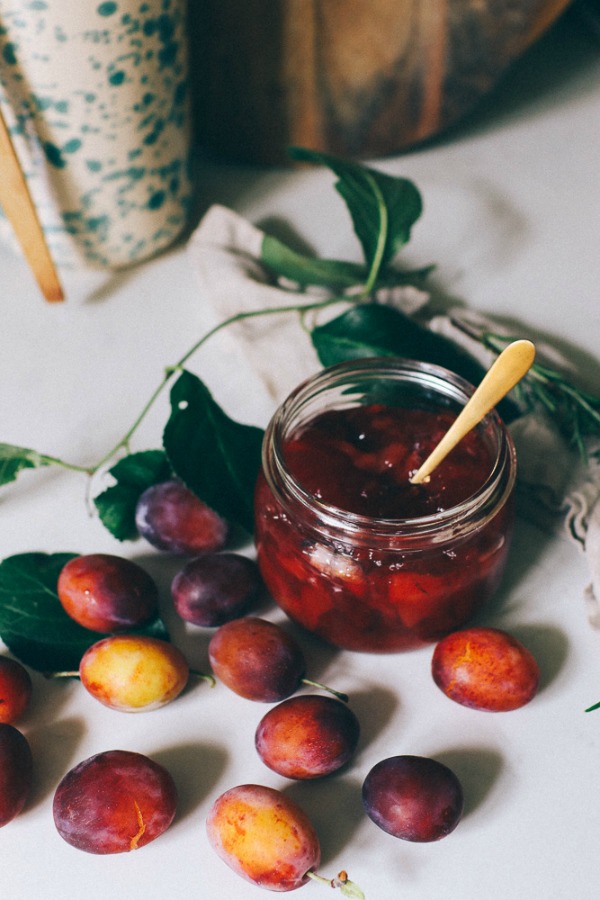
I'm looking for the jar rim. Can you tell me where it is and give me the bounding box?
[262,357,516,542]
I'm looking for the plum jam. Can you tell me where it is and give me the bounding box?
[255,358,516,652]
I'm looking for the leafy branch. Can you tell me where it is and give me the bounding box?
[0,148,427,542]
[480,331,600,458]
[1,147,599,547]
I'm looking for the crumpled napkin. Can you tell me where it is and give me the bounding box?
[187,204,600,625]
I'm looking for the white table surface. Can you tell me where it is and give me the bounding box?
[1,8,600,899]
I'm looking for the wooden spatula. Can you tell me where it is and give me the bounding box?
[0,106,64,302]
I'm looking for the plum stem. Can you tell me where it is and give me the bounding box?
[306,870,365,898]
[189,669,216,688]
[301,677,349,703]
[44,670,80,679]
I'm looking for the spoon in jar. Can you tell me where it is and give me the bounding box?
[409,339,535,485]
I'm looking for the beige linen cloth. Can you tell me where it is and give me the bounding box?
[187,204,600,626]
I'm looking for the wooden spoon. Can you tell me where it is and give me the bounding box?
[410,339,535,485]
[0,106,64,302]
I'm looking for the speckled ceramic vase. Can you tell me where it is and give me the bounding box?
[0,0,193,268]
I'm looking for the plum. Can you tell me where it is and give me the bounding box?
[206,783,320,891]
[255,695,360,779]
[135,479,228,555]
[53,749,177,853]
[0,724,33,827]
[208,617,306,702]
[78,634,189,712]
[362,755,464,842]
[57,553,159,633]
[431,626,540,712]
[208,617,346,703]
[208,617,348,704]
[207,784,363,895]
[171,552,262,626]
[0,657,32,724]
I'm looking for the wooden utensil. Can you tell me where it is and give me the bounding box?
[0,106,64,302]
[410,339,536,484]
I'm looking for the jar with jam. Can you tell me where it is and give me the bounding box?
[254,358,517,652]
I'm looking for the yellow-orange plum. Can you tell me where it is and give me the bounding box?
[206,784,320,891]
[79,635,189,712]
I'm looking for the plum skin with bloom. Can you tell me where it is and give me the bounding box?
[171,552,262,626]
[79,635,189,712]
[255,694,360,779]
[53,749,177,854]
[208,617,306,702]
[362,755,464,842]
[206,783,320,891]
[0,724,33,827]
[57,553,159,633]
[431,626,540,712]
[0,657,32,724]
[135,479,229,556]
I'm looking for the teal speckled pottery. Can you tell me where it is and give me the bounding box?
[0,0,193,268]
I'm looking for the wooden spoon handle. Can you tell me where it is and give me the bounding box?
[0,106,64,302]
[410,339,535,484]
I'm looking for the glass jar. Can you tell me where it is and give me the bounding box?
[254,358,517,653]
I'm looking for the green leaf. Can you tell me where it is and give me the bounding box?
[289,147,423,272]
[163,370,264,535]
[311,303,480,373]
[0,552,169,672]
[311,304,520,421]
[261,233,432,293]
[94,449,172,541]
[0,443,54,486]
[261,233,369,289]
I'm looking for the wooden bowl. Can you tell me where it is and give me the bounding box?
[190,0,573,164]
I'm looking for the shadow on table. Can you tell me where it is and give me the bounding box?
[433,746,505,820]
[284,772,365,867]
[152,740,229,823]
[25,714,86,809]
